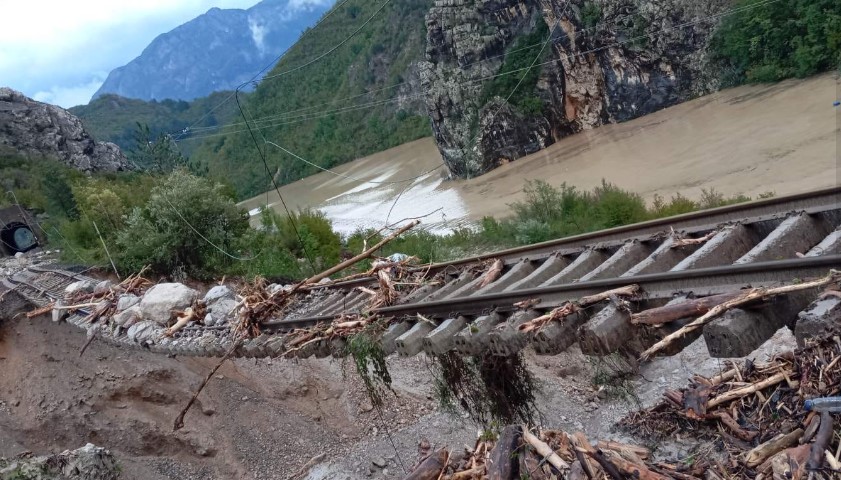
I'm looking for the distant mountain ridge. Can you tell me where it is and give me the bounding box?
[92,0,334,102]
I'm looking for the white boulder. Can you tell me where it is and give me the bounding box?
[138,283,198,325]
[116,294,140,312]
[113,305,141,327]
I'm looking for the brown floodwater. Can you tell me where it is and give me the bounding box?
[240,72,839,235]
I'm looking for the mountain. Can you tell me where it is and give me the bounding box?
[92,0,335,102]
[0,88,132,173]
[186,0,433,198]
[74,0,837,199]
[70,92,240,157]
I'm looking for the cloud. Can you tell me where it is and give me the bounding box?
[287,0,333,11]
[248,17,268,53]
[32,74,108,109]
[0,0,261,102]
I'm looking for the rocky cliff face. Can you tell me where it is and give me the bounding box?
[93,0,331,102]
[0,88,133,173]
[422,0,727,178]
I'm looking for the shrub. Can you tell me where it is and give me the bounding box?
[116,170,250,278]
[591,180,648,228]
[259,208,342,276]
[580,2,602,29]
[650,193,698,218]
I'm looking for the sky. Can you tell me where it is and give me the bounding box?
[0,0,328,108]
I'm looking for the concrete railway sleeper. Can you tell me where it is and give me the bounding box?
[2,187,840,363]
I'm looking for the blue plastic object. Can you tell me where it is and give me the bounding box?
[804,396,841,412]
[834,101,841,107]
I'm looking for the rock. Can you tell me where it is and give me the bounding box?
[0,87,133,173]
[0,443,119,480]
[422,0,725,178]
[126,320,159,343]
[65,280,95,296]
[371,457,387,468]
[116,294,140,312]
[13,252,24,259]
[204,285,235,304]
[113,305,142,327]
[204,313,216,327]
[138,283,198,325]
[93,280,113,295]
[208,297,237,325]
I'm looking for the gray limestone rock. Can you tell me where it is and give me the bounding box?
[0,87,133,173]
[138,283,198,326]
[0,443,119,480]
[204,285,235,304]
[127,320,159,343]
[116,294,140,312]
[64,280,95,296]
[422,0,725,178]
[113,305,141,327]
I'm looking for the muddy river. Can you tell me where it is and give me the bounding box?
[239,73,839,235]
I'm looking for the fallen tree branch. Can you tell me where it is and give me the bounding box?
[518,303,580,333]
[52,302,104,311]
[807,411,833,471]
[518,285,640,333]
[579,285,640,306]
[630,292,744,325]
[173,337,243,431]
[708,411,758,442]
[478,259,504,288]
[402,449,448,480]
[25,302,56,318]
[284,452,326,480]
[522,428,570,471]
[79,328,96,357]
[707,371,790,409]
[743,428,803,467]
[671,230,717,248]
[640,271,840,361]
[166,307,195,337]
[303,220,420,287]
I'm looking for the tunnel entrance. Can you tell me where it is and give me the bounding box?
[0,222,38,254]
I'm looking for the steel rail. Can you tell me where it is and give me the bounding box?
[263,255,841,330]
[319,186,841,291]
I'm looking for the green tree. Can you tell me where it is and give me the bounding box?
[116,170,249,278]
[711,0,841,85]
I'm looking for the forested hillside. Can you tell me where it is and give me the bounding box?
[69,92,240,157]
[187,0,432,198]
[69,0,839,201]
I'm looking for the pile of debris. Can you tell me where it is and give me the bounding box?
[403,330,841,479]
[622,330,841,478]
[0,443,119,480]
[402,425,694,479]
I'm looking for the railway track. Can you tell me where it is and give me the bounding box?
[2,187,840,361]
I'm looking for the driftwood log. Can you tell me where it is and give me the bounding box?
[487,425,521,480]
[630,292,743,325]
[640,270,840,361]
[402,449,448,480]
[743,428,803,467]
[807,411,833,470]
[522,429,570,471]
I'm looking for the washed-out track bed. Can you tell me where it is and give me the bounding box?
[3,187,841,361]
